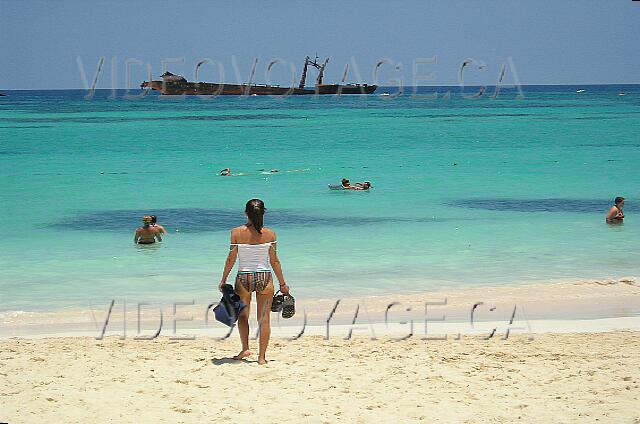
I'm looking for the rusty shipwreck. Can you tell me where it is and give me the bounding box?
[140,56,377,95]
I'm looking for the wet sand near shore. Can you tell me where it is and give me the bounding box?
[2,278,639,339]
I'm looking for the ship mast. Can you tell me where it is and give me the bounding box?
[316,58,329,85]
[298,56,310,89]
[299,55,329,88]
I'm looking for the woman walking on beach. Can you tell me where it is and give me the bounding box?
[219,199,290,365]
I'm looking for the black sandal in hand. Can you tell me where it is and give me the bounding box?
[271,288,295,318]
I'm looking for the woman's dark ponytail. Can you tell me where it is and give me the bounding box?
[245,199,266,233]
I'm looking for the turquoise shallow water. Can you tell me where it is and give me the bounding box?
[1,85,639,312]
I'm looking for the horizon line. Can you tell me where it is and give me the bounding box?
[2,82,639,92]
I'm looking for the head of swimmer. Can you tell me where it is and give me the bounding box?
[245,199,266,234]
[615,197,625,208]
[362,181,372,189]
[220,168,230,176]
[142,216,152,227]
[341,178,350,187]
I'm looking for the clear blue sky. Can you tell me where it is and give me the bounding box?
[1,0,638,89]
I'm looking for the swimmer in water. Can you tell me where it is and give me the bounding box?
[606,197,625,224]
[354,181,373,190]
[341,178,369,190]
[220,168,248,177]
[134,216,162,244]
[150,215,167,236]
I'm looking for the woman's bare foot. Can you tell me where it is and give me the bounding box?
[233,350,251,360]
[257,357,268,365]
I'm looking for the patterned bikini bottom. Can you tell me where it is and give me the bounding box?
[235,271,273,293]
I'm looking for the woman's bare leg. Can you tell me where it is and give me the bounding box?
[256,281,275,365]
[234,278,252,360]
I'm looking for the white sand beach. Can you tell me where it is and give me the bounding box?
[1,279,639,423]
[1,332,639,423]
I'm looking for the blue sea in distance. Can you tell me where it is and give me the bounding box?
[1,85,639,312]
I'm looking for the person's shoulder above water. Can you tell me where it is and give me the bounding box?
[149,215,167,233]
[134,215,161,244]
[606,196,625,224]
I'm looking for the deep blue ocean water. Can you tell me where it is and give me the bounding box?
[1,85,639,312]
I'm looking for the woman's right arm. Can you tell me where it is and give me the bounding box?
[219,230,238,292]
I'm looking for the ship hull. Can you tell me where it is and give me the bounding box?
[141,81,377,95]
[315,84,377,95]
[141,81,313,95]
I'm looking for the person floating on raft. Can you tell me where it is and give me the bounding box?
[353,181,373,190]
[329,178,373,190]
